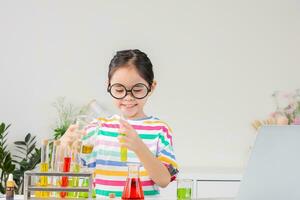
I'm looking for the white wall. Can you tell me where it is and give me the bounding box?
[0,0,299,170]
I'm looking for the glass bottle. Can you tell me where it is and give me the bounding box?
[122,163,144,200]
[6,174,15,200]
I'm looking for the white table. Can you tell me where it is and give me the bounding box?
[0,195,234,200]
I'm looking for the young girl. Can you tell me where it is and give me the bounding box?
[61,49,178,198]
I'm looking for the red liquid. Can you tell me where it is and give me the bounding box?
[122,178,144,200]
[60,157,71,198]
[63,157,71,172]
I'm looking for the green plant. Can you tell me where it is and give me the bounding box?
[52,97,82,139]
[13,133,41,194]
[0,123,15,194]
[0,123,40,194]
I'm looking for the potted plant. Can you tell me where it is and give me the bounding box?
[0,122,40,194]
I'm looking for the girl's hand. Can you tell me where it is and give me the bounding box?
[118,119,146,153]
[60,124,86,146]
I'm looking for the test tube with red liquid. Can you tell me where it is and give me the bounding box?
[60,141,72,198]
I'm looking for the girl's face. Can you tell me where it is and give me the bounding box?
[109,65,156,120]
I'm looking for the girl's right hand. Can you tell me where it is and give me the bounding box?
[60,124,86,146]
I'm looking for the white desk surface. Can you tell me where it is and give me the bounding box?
[0,195,235,200]
[0,195,234,200]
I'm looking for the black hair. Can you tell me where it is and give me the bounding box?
[108,49,154,86]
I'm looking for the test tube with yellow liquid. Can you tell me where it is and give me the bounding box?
[118,116,128,162]
[36,139,50,198]
[120,132,127,162]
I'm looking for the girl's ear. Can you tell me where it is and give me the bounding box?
[149,80,157,95]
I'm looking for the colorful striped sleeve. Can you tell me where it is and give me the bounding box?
[81,119,100,168]
[156,123,179,181]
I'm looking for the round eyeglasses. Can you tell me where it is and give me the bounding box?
[107,83,151,99]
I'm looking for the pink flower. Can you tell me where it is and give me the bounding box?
[292,117,300,125]
[269,112,277,118]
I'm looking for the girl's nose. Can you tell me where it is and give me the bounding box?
[123,91,135,101]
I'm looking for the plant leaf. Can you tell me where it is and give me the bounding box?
[14,141,26,146]
[29,136,36,146]
[28,144,36,155]
[15,149,26,155]
[0,123,5,134]
[16,146,27,151]
[4,124,11,132]
[25,133,31,143]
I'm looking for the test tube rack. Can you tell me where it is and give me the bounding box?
[24,170,94,200]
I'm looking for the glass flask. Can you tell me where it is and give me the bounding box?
[122,163,144,200]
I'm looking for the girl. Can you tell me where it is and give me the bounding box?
[61,49,178,198]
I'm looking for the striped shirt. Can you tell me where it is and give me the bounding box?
[82,115,178,198]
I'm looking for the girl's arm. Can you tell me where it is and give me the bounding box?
[119,120,171,188]
[135,141,171,187]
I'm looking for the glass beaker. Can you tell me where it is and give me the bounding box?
[177,179,193,200]
[75,115,97,198]
[76,115,95,169]
[122,163,144,200]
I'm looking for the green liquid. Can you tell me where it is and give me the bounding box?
[67,177,79,197]
[67,163,81,198]
[177,188,192,199]
[78,179,96,198]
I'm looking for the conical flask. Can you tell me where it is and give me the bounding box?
[122,163,144,200]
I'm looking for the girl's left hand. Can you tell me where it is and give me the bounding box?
[118,119,146,153]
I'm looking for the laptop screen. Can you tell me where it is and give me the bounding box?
[237,126,300,200]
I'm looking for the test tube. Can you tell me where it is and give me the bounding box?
[60,141,72,198]
[68,140,82,198]
[51,140,60,171]
[50,140,60,197]
[39,139,50,198]
[120,132,128,162]
[119,116,128,162]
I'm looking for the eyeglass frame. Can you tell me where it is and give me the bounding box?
[107,83,152,99]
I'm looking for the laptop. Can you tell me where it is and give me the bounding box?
[236,125,300,200]
[198,126,300,200]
